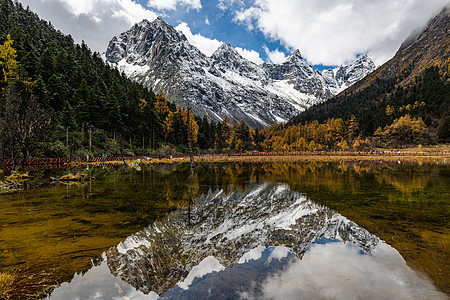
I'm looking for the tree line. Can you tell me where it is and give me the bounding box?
[0,1,223,166]
[0,0,446,167]
[291,65,449,143]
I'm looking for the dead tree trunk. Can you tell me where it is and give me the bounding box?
[187,106,194,168]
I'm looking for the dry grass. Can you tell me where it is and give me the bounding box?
[0,272,15,299]
[137,152,449,165]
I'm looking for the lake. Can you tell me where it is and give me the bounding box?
[0,161,448,299]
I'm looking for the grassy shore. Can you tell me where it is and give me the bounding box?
[139,147,450,164]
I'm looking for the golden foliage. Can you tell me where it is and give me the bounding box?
[180,107,199,143]
[0,34,34,92]
[163,110,175,139]
[155,93,170,117]
[386,105,395,116]
[0,34,18,92]
[139,98,148,110]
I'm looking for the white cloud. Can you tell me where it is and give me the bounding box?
[176,22,223,56]
[236,47,263,64]
[234,0,449,66]
[218,0,243,11]
[176,22,264,64]
[112,0,157,25]
[263,45,286,64]
[177,256,225,290]
[19,0,157,52]
[147,0,201,11]
[205,16,210,25]
[255,242,446,300]
[55,0,94,16]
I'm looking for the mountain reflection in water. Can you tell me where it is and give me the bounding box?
[48,183,446,300]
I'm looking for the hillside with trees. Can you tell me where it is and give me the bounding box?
[290,7,449,143]
[0,0,219,164]
[0,1,448,165]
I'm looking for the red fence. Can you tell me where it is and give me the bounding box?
[1,156,154,168]
[2,151,447,170]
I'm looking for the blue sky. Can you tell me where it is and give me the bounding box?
[151,0,294,65]
[18,0,449,70]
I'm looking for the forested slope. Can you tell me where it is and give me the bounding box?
[0,0,218,161]
[291,6,450,142]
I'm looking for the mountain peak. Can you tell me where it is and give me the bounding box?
[152,16,167,25]
[211,41,242,61]
[215,42,238,54]
[106,17,377,128]
[292,49,302,58]
[287,49,303,62]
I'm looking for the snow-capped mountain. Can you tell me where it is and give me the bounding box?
[106,18,375,128]
[325,55,377,94]
[105,183,379,295]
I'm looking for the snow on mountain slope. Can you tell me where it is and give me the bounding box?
[106,18,375,128]
[106,183,379,295]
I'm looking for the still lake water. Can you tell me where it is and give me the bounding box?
[0,161,449,299]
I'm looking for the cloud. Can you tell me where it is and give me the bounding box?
[236,47,263,64]
[234,0,449,66]
[205,16,210,25]
[176,22,222,56]
[218,0,243,11]
[263,45,286,64]
[176,22,264,64]
[54,0,94,16]
[147,0,201,11]
[255,242,445,300]
[18,0,157,53]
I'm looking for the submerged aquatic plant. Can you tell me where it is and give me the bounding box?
[0,268,59,299]
[0,171,29,193]
[0,272,15,298]
[50,173,93,182]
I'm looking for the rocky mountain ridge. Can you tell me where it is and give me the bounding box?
[105,183,379,295]
[106,18,375,128]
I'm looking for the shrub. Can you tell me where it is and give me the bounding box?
[153,145,176,158]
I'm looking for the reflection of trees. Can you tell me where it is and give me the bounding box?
[375,173,429,195]
[167,162,440,198]
[373,165,432,195]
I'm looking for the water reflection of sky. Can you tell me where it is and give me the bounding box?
[47,183,447,300]
[48,241,446,300]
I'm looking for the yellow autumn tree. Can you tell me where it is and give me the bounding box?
[180,107,199,143]
[0,34,18,92]
[0,34,33,93]
[163,110,174,141]
[155,93,170,117]
[383,114,429,147]
[346,115,359,140]
[139,98,148,110]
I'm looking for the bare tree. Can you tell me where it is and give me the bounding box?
[0,86,50,168]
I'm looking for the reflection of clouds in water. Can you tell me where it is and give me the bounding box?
[252,243,447,300]
[48,183,447,299]
[238,245,266,264]
[48,260,159,300]
[47,241,447,300]
[177,256,225,290]
[267,246,290,263]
